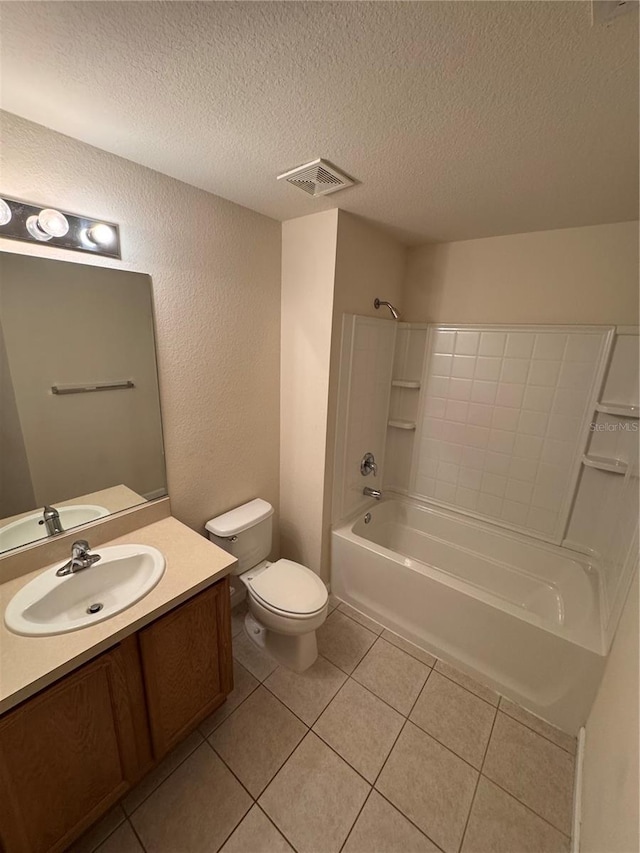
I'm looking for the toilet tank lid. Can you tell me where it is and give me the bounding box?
[206,498,274,537]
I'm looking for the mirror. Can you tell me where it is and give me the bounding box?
[0,253,167,554]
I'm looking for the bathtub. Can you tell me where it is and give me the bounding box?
[331,497,606,734]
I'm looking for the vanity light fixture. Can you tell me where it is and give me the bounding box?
[0,198,12,226]
[0,196,121,258]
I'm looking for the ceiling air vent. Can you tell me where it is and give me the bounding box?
[277,159,355,197]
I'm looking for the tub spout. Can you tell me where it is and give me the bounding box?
[363,487,382,500]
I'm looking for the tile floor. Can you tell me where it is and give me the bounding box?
[72,597,576,853]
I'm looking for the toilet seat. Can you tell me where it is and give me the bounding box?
[244,559,328,616]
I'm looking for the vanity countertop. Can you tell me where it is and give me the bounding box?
[0,516,236,715]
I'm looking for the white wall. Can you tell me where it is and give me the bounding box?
[280,210,338,573]
[581,572,639,853]
[0,112,282,536]
[404,222,639,325]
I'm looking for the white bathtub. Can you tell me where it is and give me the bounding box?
[331,497,606,734]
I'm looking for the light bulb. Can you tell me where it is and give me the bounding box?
[38,208,69,237]
[86,223,115,247]
[26,215,52,241]
[0,198,11,226]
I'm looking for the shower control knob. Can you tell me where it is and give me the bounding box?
[360,452,378,477]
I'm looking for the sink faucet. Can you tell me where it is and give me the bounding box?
[363,487,382,501]
[39,505,64,536]
[56,540,101,576]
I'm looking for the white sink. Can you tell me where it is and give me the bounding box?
[0,505,110,552]
[4,544,166,636]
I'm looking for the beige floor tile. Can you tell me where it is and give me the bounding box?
[483,712,575,835]
[220,805,295,853]
[259,732,370,853]
[233,630,278,681]
[328,593,341,612]
[317,610,377,673]
[67,805,126,853]
[122,729,203,815]
[376,722,478,853]
[231,601,248,638]
[435,660,500,706]
[461,777,570,853]
[209,686,307,797]
[338,602,384,634]
[352,638,430,715]
[131,743,251,853]
[199,660,259,736]
[381,629,437,668]
[499,697,576,754]
[343,790,440,853]
[314,679,404,782]
[264,655,347,725]
[410,671,497,768]
[94,822,144,853]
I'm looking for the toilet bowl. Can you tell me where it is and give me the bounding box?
[206,499,328,672]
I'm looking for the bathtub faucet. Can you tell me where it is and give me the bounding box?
[363,487,382,501]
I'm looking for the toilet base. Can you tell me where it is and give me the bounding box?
[244,612,318,673]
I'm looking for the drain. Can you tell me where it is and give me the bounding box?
[86,602,103,615]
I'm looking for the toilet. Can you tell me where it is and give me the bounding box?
[206,498,328,672]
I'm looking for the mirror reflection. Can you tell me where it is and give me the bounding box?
[0,253,167,554]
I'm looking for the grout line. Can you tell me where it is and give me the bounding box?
[477,773,572,840]
[127,817,148,853]
[125,733,205,818]
[200,674,261,738]
[456,702,499,853]
[497,700,576,755]
[373,787,448,853]
[337,787,374,853]
[256,802,302,853]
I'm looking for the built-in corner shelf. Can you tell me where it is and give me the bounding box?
[595,402,639,418]
[391,379,421,389]
[388,419,416,430]
[582,454,628,475]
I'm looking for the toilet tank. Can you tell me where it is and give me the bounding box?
[205,498,274,574]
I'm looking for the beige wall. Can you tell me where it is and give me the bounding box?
[581,572,639,853]
[279,210,406,579]
[404,222,639,325]
[0,112,281,536]
[280,210,338,573]
[322,212,406,575]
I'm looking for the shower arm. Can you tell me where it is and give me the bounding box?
[373,298,400,320]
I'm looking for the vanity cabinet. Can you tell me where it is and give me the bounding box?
[139,580,233,758]
[0,577,232,853]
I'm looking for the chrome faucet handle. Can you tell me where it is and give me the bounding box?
[71,540,91,558]
[360,452,378,477]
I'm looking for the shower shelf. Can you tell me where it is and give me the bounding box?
[581,454,628,475]
[391,380,421,389]
[594,402,639,418]
[388,419,417,430]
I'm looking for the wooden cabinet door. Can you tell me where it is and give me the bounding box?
[138,578,233,758]
[0,642,141,853]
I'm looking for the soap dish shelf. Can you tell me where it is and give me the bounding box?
[595,402,639,418]
[388,419,417,430]
[582,454,628,475]
[391,380,421,389]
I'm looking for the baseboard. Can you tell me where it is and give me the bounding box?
[572,726,586,853]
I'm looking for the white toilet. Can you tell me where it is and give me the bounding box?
[206,498,328,672]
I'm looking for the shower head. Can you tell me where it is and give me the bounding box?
[374,298,400,320]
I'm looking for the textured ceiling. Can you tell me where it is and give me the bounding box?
[0,1,637,244]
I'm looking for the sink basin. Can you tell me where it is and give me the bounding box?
[4,544,166,636]
[0,505,110,552]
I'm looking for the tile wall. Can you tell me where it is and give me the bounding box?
[412,326,612,542]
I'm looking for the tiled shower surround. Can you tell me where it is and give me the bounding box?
[414,326,611,541]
